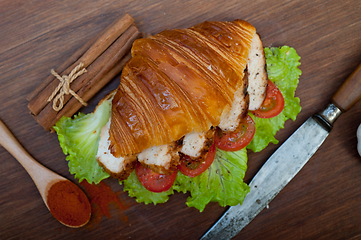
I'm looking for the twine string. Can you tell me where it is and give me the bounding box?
[48,63,88,111]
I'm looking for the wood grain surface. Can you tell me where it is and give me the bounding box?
[1,0,361,239]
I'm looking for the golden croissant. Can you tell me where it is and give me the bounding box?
[96,19,268,180]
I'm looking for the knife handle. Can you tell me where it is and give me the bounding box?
[332,62,361,111]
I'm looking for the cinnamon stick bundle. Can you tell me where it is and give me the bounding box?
[27,13,142,131]
[49,52,133,128]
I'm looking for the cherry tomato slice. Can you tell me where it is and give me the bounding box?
[135,162,177,193]
[178,144,216,177]
[252,80,284,118]
[214,115,255,151]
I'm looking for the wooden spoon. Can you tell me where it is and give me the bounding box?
[0,119,91,228]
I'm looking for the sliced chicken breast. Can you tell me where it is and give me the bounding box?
[247,33,268,111]
[180,129,215,161]
[218,33,267,132]
[218,73,249,132]
[96,120,136,180]
[137,142,181,174]
[181,132,208,158]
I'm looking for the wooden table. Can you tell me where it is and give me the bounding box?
[1,0,361,239]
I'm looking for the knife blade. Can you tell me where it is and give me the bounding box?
[201,62,361,240]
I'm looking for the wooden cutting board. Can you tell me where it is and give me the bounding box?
[0,0,360,239]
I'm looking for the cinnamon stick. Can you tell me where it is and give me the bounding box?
[28,13,134,115]
[36,28,141,130]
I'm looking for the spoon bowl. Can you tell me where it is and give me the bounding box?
[0,119,91,228]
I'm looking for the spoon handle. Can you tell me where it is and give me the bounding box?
[0,120,64,204]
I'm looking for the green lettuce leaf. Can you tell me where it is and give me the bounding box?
[174,148,249,211]
[247,46,302,152]
[122,148,249,212]
[53,99,111,184]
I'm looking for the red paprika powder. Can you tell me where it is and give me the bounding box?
[80,181,129,224]
[47,180,91,228]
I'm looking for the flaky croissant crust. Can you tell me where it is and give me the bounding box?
[109,19,256,157]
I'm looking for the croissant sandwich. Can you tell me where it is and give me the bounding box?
[95,19,268,180]
[54,17,301,211]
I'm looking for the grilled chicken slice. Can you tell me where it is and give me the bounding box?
[218,33,267,132]
[218,73,249,132]
[137,140,182,174]
[96,120,137,180]
[180,128,215,161]
[247,33,268,111]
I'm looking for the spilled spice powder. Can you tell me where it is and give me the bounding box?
[80,181,129,225]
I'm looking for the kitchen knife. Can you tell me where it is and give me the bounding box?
[201,62,361,240]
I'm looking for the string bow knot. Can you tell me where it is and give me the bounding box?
[48,63,88,111]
